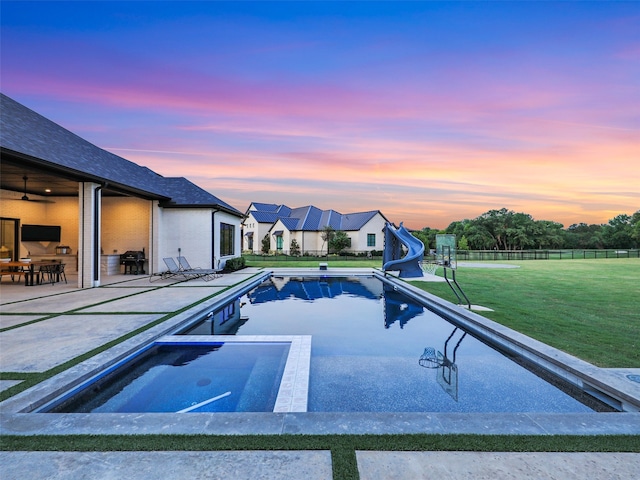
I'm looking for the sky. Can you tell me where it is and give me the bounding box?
[1,1,639,230]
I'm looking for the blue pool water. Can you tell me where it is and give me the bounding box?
[47,275,610,414]
[49,342,290,413]
[180,276,606,413]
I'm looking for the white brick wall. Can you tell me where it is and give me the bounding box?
[101,197,150,255]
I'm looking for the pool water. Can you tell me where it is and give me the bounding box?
[49,342,290,413]
[182,276,605,413]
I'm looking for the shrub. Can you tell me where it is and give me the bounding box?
[290,239,301,256]
[261,234,270,254]
[224,256,246,272]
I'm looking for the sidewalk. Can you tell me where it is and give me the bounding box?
[1,269,638,479]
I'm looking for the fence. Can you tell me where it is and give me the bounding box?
[244,249,639,263]
[243,251,383,262]
[457,249,640,261]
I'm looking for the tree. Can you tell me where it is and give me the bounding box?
[290,238,301,256]
[603,214,635,248]
[421,208,639,250]
[261,234,270,254]
[536,220,564,248]
[329,230,351,254]
[565,223,604,249]
[412,227,439,252]
[475,208,514,250]
[631,210,640,246]
[320,226,335,255]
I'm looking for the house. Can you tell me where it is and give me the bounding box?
[242,202,292,252]
[242,202,389,255]
[0,93,243,287]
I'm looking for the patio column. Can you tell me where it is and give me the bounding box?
[150,200,161,274]
[78,182,102,288]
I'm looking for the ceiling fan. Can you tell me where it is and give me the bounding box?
[21,176,55,203]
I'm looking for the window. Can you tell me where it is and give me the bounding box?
[367,233,376,247]
[220,223,234,256]
[276,235,283,250]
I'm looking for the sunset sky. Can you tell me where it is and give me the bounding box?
[2,1,638,229]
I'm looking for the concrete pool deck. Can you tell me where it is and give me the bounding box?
[1,266,639,479]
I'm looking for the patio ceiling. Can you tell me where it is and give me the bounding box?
[0,157,127,198]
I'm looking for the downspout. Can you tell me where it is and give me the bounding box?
[93,183,106,287]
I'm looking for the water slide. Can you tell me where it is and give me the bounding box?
[382,222,425,278]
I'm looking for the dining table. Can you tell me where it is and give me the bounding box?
[0,260,60,286]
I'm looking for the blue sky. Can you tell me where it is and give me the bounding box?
[2,1,638,228]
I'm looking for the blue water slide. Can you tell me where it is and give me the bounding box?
[382,222,425,278]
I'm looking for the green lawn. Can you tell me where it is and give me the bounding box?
[410,259,639,368]
[246,256,640,368]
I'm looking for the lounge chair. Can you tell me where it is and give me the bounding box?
[158,257,206,281]
[160,257,214,281]
[177,256,222,279]
[159,257,181,279]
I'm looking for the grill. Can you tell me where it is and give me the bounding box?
[120,250,146,275]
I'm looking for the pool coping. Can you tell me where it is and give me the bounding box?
[1,267,640,436]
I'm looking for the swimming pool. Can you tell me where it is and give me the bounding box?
[42,274,612,414]
[179,275,607,413]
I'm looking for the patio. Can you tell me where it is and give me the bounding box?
[1,267,639,479]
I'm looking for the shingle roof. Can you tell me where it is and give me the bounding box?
[1,94,242,216]
[160,177,241,213]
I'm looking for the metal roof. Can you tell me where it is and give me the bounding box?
[250,211,282,223]
[249,201,386,232]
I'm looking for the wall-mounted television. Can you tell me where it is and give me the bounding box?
[21,225,61,242]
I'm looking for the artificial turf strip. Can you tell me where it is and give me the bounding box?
[3,433,640,452]
[2,434,639,480]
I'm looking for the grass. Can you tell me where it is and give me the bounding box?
[409,258,640,368]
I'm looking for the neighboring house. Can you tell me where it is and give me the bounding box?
[0,93,243,288]
[242,202,389,255]
[242,202,292,252]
